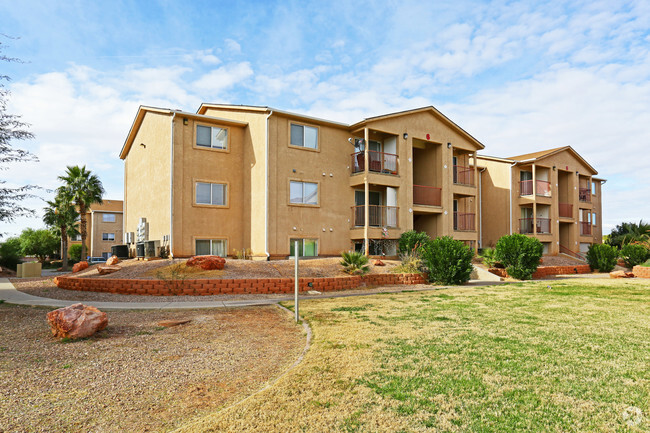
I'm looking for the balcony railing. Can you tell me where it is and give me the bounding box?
[559,203,573,218]
[351,205,398,228]
[579,188,591,203]
[351,151,398,175]
[413,185,441,206]
[580,222,592,236]
[520,218,551,234]
[520,180,551,197]
[454,212,475,231]
[453,165,474,186]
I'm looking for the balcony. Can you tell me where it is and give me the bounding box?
[351,205,398,228]
[579,188,591,203]
[413,185,441,207]
[454,212,475,231]
[520,180,551,197]
[559,203,573,218]
[351,151,398,175]
[520,218,551,234]
[580,222,592,236]
[453,165,474,186]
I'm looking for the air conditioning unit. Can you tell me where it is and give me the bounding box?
[111,245,130,259]
[144,240,160,258]
[135,242,145,258]
[124,232,134,244]
[137,218,148,242]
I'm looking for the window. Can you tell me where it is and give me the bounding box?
[592,181,597,195]
[196,182,227,206]
[73,234,82,241]
[592,212,597,226]
[102,233,115,241]
[196,125,228,149]
[290,181,318,204]
[290,239,317,257]
[195,239,227,256]
[290,124,318,149]
[102,252,111,259]
[102,213,116,223]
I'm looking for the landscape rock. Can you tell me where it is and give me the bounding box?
[106,255,120,266]
[97,265,122,275]
[610,270,635,278]
[186,255,226,270]
[157,319,191,327]
[373,260,385,266]
[46,303,108,339]
[72,261,89,273]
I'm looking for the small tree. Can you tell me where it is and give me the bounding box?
[420,236,473,285]
[0,237,22,270]
[398,230,430,255]
[68,244,83,262]
[606,220,650,249]
[18,228,59,262]
[620,243,650,268]
[586,243,618,272]
[495,234,544,280]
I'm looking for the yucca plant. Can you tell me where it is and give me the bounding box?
[340,251,370,275]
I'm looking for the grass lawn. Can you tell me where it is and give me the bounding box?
[178,278,650,432]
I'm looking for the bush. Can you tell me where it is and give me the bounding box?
[495,234,544,280]
[620,243,650,268]
[586,243,618,272]
[68,244,83,262]
[398,230,430,255]
[392,249,423,274]
[479,247,501,268]
[340,251,370,275]
[420,236,473,285]
[0,237,23,271]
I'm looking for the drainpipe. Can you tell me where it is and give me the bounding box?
[265,110,274,260]
[170,112,175,257]
[509,161,517,234]
[478,166,486,248]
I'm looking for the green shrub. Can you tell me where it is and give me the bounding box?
[340,251,370,275]
[0,237,23,271]
[479,247,501,268]
[398,230,430,255]
[586,243,618,272]
[495,234,544,280]
[420,237,473,285]
[641,259,650,268]
[620,243,650,268]
[68,244,83,262]
[392,250,423,274]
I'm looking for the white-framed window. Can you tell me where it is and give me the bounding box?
[290,123,318,149]
[102,213,116,223]
[196,125,228,149]
[196,182,227,206]
[102,233,115,241]
[195,239,227,256]
[290,181,317,204]
[72,234,82,241]
[592,181,597,195]
[290,238,318,257]
[592,212,597,226]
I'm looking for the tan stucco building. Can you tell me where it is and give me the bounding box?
[69,200,124,259]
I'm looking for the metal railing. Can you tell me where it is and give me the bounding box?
[520,179,551,196]
[453,165,474,186]
[580,222,592,236]
[454,212,475,231]
[579,188,591,203]
[559,203,573,218]
[560,244,587,261]
[519,218,551,234]
[413,185,442,206]
[350,151,398,175]
[351,205,399,228]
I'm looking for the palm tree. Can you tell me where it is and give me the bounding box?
[57,165,104,261]
[43,192,79,271]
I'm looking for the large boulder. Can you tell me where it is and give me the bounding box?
[186,255,226,270]
[610,270,635,278]
[106,255,120,266]
[46,303,108,339]
[72,261,89,273]
[97,265,122,275]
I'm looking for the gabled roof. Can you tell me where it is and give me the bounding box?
[89,200,123,213]
[508,146,598,174]
[350,106,485,150]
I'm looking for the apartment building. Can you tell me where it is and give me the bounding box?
[119,105,484,258]
[478,147,603,256]
[69,200,124,259]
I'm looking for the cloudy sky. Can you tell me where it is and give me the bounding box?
[1,0,649,237]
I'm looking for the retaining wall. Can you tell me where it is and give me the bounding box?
[489,265,591,279]
[632,266,650,278]
[53,273,428,296]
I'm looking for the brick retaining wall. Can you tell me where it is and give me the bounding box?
[632,265,650,278]
[489,265,592,279]
[53,273,428,296]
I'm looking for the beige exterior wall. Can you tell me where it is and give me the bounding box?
[89,211,123,257]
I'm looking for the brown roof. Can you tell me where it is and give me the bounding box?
[508,146,598,175]
[89,200,123,213]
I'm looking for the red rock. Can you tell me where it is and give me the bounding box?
[374,260,385,266]
[97,265,122,275]
[609,270,634,278]
[186,255,226,270]
[72,261,89,273]
[157,319,191,327]
[625,272,635,278]
[106,255,120,266]
[46,303,108,339]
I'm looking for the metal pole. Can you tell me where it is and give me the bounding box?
[294,240,299,322]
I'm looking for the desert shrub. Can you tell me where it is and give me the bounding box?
[398,230,430,255]
[620,243,650,268]
[0,237,22,271]
[340,251,370,275]
[420,236,473,285]
[392,249,423,274]
[495,234,544,280]
[479,247,501,268]
[68,244,83,262]
[586,243,618,272]
[234,248,253,260]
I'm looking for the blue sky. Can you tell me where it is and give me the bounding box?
[1,0,649,237]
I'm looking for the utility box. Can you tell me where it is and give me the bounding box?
[16,262,42,278]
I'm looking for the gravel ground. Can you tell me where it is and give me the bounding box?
[539,255,587,266]
[0,304,304,433]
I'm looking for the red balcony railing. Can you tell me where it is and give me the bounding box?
[453,165,474,186]
[351,205,398,228]
[350,151,398,175]
[413,185,441,206]
[519,218,551,234]
[454,212,475,231]
[559,203,573,218]
[579,188,591,203]
[580,222,592,236]
[520,180,533,196]
[520,180,551,197]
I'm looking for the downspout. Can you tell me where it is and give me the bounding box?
[170,112,175,257]
[509,161,517,234]
[265,110,273,260]
[478,166,486,248]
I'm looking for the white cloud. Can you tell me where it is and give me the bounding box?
[192,62,254,96]
[224,39,241,54]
